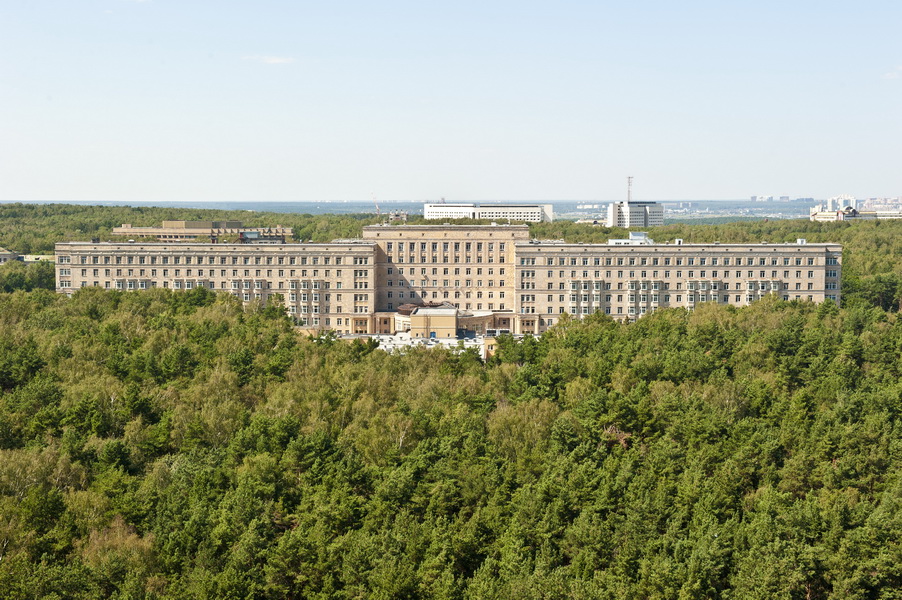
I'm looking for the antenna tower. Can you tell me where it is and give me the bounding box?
[372,193,380,218]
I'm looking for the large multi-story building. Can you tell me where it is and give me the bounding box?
[56,224,841,335]
[605,201,664,228]
[423,203,554,223]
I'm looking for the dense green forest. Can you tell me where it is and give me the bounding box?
[1,288,901,598]
[0,261,55,293]
[0,203,380,254]
[2,203,902,598]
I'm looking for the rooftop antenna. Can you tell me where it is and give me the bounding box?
[627,176,633,204]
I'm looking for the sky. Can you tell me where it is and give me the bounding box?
[1,0,900,203]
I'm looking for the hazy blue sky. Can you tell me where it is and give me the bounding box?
[2,0,900,202]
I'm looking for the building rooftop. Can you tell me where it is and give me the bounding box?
[339,331,495,359]
[362,223,529,230]
[55,241,376,249]
[518,238,840,248]
[608,232,655,245]
[413,306,459,317]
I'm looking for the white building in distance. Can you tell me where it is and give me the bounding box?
[423,203,553,223]
[809,196,902,222]
[605,201,664,228]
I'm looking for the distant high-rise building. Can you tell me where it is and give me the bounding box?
[604,201,664,228]
[422,202,553,223]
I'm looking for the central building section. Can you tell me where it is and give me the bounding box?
[361,224,529,315]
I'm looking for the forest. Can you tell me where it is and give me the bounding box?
[0,203,901,598]
[0,204,380,255]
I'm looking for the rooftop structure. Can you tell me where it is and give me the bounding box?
[340,331,501,361]
[607,232,655,246]
[112,221,293,243]
[0,248,18,264]
[21,255,55,263]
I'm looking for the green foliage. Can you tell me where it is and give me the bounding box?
[0,203,382,253]
[0,288,900,597]
[0,260,55,292]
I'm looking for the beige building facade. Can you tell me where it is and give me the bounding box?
[513,239,841,334]
[361,224,528,315]
[56,225,842,336]
[55,241,376,334]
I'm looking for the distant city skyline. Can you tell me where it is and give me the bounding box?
[2,1,900,203]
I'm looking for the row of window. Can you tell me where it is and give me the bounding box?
[520,269,838,289]
[523,269,828,281]
[62,271,356,290]
[68,254,359,266]
[387,290,505,299]
[555,280,788,292]
[385,242,506,252]
[69,267,358,280]
[387,279,505,288]
[291,315,362,328]
[520,294,821,315]
[386,302,507,312]
[390,254,505,264]
[60,279,370,307]
[523,280,825,303]
[520,255,832,267]
[388,267,506,276]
